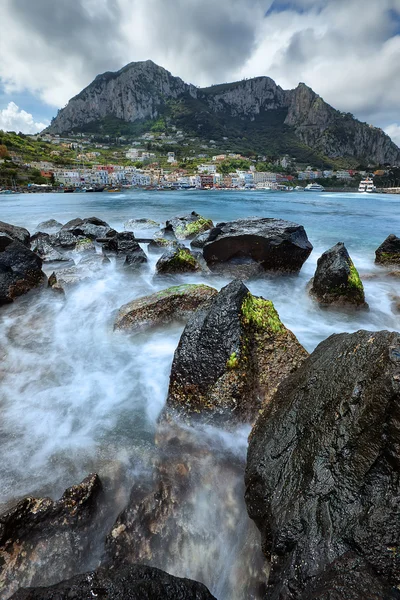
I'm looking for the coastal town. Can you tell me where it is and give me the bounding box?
[0,129,396,193]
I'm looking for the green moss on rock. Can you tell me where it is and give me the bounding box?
[226,351,239,369]
[241,293,284,334]
[348,262,363,292]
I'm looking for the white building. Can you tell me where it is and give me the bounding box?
[198,164,217,174]
[167,152,176,163]
[253,171,277,184]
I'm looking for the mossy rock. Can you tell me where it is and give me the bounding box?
[114,284,217,332]
[155,247,201,275]
[375,234,400,266]
[164,211,213,240]
[310,242,367,308]
[163,280,308,426]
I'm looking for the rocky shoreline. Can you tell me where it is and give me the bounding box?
[1,213,400,599]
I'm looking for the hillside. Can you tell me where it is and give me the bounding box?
[47,61,400,165]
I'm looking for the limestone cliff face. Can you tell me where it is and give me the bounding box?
[47,61,400,165]
[285,83,400,164]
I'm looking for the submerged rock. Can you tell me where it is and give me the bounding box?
[0,221,30,247]
[375,234,400,266]
[35,219,63,232]
[155,247,201,275]
[114,284,217,332]
[30,233,70,262]
[10,563,216,600]
[48,255,110,291]
[124,218,159,230]
[309,242,367,308]
[202,217,313,273]
[0,474,102,599]
[148,238,180,254]
[245,330,400,600]
[164,279,307,425]
[163,211,213,240]
[0,237,47,305]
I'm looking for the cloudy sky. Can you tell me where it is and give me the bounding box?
[0,0,400,143]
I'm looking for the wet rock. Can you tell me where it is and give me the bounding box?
[124,218,159,230]
[0,237,47,305]
[163,211,213,240]
[190,230,211,249]
[10,563,216,600]
[102,232,140,254]
[30,233,69,262]
[148,238,180,254]
[309,242,367,308]
[105,423,266,600]
[72,238,96,255]
[0,221,30,247]
[375,234,400,266]
[123,249,148,270]
[114,284,217,332]
[61,218,84,231]
[245,330,400,600]
[202,217,313,273]
[155,247,201,275]
[35,219,63,232]
[49,230,78,249]
[164,279,307,425]
[62,217,115,240]
[0,474,102,599]
[48,255,110,291]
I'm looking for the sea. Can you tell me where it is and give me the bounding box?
[0,188,399,599]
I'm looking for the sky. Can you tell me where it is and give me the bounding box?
[0,0,400,144]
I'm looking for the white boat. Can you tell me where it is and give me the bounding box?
[304,183,325,192]
[358,177,376,193]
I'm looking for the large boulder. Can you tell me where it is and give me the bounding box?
[10,564,216,600]
[62,217,115,239]
[163,211,213,240]
[114,284,217,332]
[102,231,140,254]
[49,230,78,249]
[35,219,63,232]
[245,330,400,600]
[30,233,70,262]
[0,221,30,247]
[0,474,102,599]
[164,280,307,425]
[202,217,313,273]
[155,247,201,275]
[375,234,400,266]
[309,242,367,308]
[0,236,46,305]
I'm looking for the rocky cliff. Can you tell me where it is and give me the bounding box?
[47,60,400,165]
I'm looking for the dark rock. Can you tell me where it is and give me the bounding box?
[1,474,102,599]
[49,255,110,291]
[164,279,307,425]
[10,563,216,600]
[190,230,211,249]
[0,237,47,305]
[375,234,400,266]
[309,242,367,307]
[61,218,84,230]
[102,232,140,254]
[155,247,201,275]
[123,249,148,270]
[0,220,30,247]
[124,218,159,230]
[62,217,115,240]
[49,230,78,249]
[245,330,400,600]
[72,238,96,255]
[35,219,63,231]
[148,238,181,253]
[163,211,213,240]
[114,284,217,331]
[202,217,313,273]
[30,233,70,262]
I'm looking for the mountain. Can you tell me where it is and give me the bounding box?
[47,60,400,165]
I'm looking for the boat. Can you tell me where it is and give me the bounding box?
[358,177,376,193]
[63,187,75,193]
[295,186,305,191]
[304,183,325,192]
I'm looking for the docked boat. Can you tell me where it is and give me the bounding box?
[358,177,376,193]
[304,183,325,192]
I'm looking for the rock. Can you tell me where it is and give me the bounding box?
[62,217,115,240]
[148,238,180,253]
[0,220,30,247]
[0,237,47,305]
[164,279,307,425]
[156,247,201,275]
[163,211,213,240]
[72,237,96,254]
[375,234,400,266]
[49,230,78,249]
[114,284,218,332]
[309,242,367,308]
[105,422,266,600]
[0,474,102,599]
[49,255,110,290]
[102,232,140,254]
[202,217,313,273]
[35,219,63,232]
[124,218,159,230]
[190,230,211,249]
[30,233,70,262]
[123,249,148,270]
[245,330,400,600]
[10,563,216,600]
[61,218,84,230]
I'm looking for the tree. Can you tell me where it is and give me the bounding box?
[0,144,9,159]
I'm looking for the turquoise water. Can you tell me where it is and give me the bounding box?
[0,188,399,599]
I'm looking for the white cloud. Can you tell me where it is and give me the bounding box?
[385,124,400,146]
[0,102,48,134]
